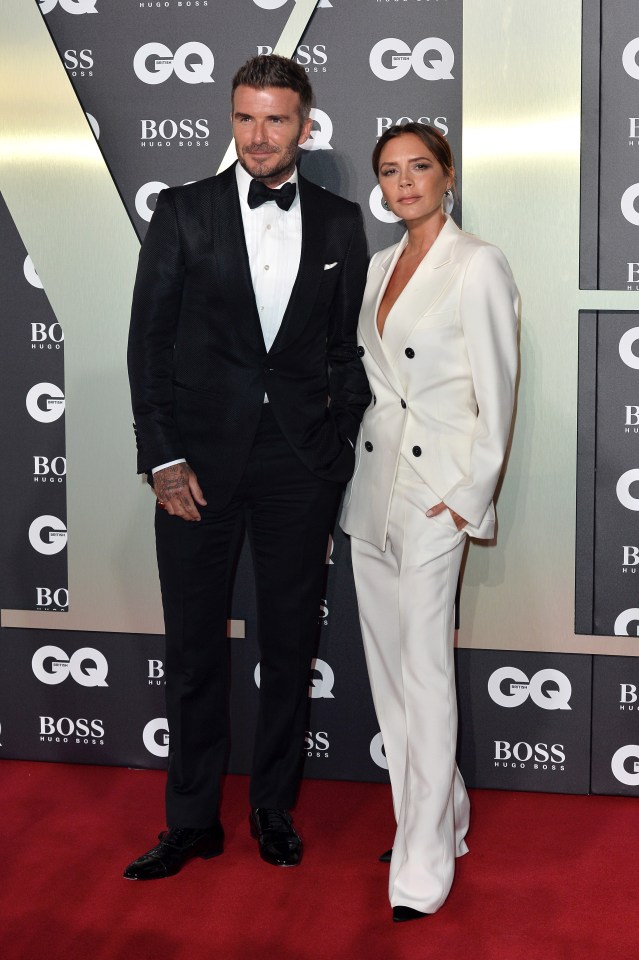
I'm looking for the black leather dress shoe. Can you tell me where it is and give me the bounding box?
[249,808,302,867]
[123,824,224,880]
[379,848,392,862]
[392,905,428,923]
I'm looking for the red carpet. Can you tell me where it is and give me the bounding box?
[1,760,637,960]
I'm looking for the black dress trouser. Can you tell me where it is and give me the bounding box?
[155,403,342,827]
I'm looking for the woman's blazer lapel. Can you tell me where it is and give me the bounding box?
[381,216,461,360]
[358,235,407,397]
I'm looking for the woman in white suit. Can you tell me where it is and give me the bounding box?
[341,124,519,923]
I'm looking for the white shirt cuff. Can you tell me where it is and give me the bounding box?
[152,458,186,474]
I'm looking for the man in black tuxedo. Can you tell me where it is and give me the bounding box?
[124,55,369,879]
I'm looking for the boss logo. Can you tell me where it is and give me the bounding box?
[487,667,572,710]
[370,732,389,770]
[256,44,327,72]
[622,546,639,570]
[616,470,639,511]
[31,322,64,349]
[620,684,639,709]
[133,42,214,85]
[140,119,209,145]
[319,599,329,626]
[619,327,639,370]
[36,587,69,610]
[29,515,67,555]
[39,716,104,744]
[614,609,639,636]
[148,659,165,685]
[494,741,565,768]
[611,744,639,786]
[304,730,329,757]
[63,50,93,76]
[143,718,169,757]
[33,457,67,482]
[32,645,108,687]
[39,0,98,14]
[26,383,65,423]
[377,116,449,138]
[625,406,639,429]
[369,38,454,82]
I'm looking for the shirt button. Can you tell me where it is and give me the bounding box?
[264,265,270,271]
[401,400,406,409]
[266,224,272,230]
[412,445,422,457]
[357,346,365,357]
[405,347,415,359]
[364,441,373,452]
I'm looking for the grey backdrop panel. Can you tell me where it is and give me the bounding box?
[456,649,592,795]
[0,194,68,613]
[576,311,639,637]
[591,654,639,795]
[581,0,639,290]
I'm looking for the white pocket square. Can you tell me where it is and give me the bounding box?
[324,262,338,270]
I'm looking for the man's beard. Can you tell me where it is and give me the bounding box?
[237,136,299,185]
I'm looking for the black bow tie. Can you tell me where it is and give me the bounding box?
[247,179,296,212]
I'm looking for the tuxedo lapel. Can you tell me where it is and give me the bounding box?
[211,164,266,354]
[269,175,325,356]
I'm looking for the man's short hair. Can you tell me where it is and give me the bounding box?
[231,55,313,119]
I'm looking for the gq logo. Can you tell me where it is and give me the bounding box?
[622,39,639,80]
[254,657,335,698]
[26,383,65,423]
[370,732,389,770]
[369,184,401,224]
[143,718,169,758]
[134,43,214,85]
[614,609,639,636]
[39,0,98,13]
[23,256,43,289]
[619,327,639,370]
[29,516,67,555]
[611,745,639,786]
[32,645,108,687]
[616,470,639,511]
[299,109,333,152]
[135,181,194,222]
[369,38,455,82]
[487,667,572,710]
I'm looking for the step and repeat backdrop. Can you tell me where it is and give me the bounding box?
[577,0,639,794]
[0,0,638,799]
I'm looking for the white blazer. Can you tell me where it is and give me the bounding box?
[340,216,519,550]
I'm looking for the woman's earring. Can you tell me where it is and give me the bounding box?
[443,189,454,215]
[381,197,390,210]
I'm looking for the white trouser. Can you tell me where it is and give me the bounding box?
[350,460,470,914]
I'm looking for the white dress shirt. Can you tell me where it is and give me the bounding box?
[153,162,302,474]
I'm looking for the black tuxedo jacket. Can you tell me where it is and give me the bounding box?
[128,163,370,504]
